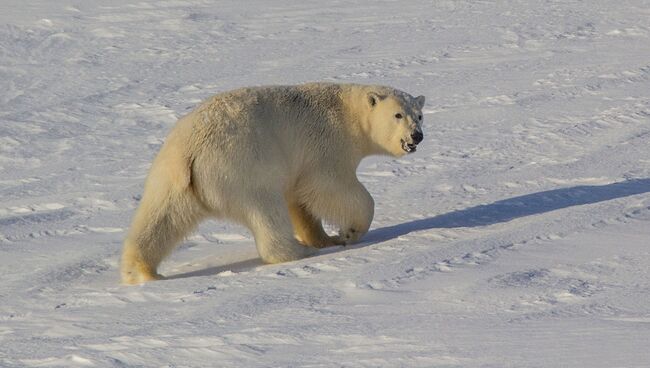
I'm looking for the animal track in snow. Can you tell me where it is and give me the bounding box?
[0,203,74,228]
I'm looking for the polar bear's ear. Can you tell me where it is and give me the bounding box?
[415,95,426,109]
[367,92,385,108]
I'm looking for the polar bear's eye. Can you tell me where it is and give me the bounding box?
[395,113,403,119]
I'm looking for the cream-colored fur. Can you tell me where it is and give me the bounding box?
[121,83,425,284]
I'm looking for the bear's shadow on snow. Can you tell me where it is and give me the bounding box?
[167,258,263,280]
[169,179,649,279]
[361,178,650,245]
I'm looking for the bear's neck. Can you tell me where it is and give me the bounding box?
[340,86,390,159]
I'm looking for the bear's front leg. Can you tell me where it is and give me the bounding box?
[287,202,345,248]
[244,191,316,263]
[332,180,375,245]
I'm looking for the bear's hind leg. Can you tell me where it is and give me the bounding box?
[245,192,315,264]
[121,187,204,285]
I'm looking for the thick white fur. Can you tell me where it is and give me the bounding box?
[121,83,425,284]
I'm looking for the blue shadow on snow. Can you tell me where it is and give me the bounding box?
[363,178,650,244]
[168,179,649,279]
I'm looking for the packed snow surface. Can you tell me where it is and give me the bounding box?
[1,1,650,367]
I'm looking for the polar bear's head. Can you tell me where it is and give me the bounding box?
[365,89,425,157]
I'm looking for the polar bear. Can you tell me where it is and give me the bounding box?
[121,83,425,284]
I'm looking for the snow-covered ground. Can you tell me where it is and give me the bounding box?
[2,0,650,366]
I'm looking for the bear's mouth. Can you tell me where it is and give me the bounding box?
[401,139,417,153]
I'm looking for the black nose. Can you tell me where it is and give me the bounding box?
[411,130,423,144]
